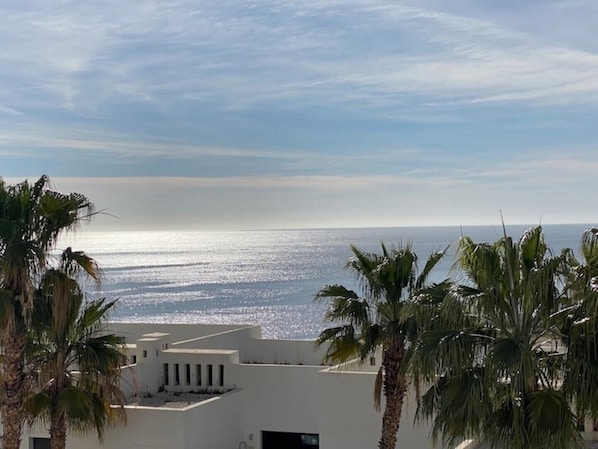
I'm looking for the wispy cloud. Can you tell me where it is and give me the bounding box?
[4,0,598,118]
[22,157,594,230]
[0,127,299,159]
[0,104,23,116]
[2,1,598,228]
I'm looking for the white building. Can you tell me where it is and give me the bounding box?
[21,322,449,449]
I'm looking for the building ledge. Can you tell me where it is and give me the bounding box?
[126,389,235,409]
[162,348,238,355]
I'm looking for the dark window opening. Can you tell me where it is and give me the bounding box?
[185,363,191,385]
[32,438,51,449]
[174,363,180,386]
[219,364,224,387]
[208,364,213,387]
[163,363,169,386]
[262,431,319,449]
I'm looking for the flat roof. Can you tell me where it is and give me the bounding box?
[127,391,229,409]
[163,348,237,355]
[142,332,171,338]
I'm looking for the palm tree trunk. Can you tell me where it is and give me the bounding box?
[50,408,67,449]
[1,330,27,449]
[378,340,407,449]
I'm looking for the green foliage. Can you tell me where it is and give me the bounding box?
[315,243,447,365]
[26,250,126,448]
[0,176,96,449]
[561,227,598,417]
[316,242,447,449]
[409,226,598,449]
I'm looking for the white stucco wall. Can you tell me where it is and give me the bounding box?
[25,406,185,449]
[117,363,138,398]
[182,391,245,449]
[317,369,382,449]
[13,323,458,449]
[172,326,261,355]
[244,338,329,365]
[161,348,238,392]
[23,391,245,449]
[318,368,445,449]
[131,336,167,394]
[230,363,322,449]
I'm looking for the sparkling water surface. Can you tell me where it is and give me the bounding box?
[59,224,593,339]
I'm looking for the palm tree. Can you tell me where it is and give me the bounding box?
[561,227,598,425]
[315,243,446,449]
[26,248,126,449]
[0,176,94,449]
[410,226,584,449]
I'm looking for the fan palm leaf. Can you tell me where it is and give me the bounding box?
[411,226,586,449]
[26,249,126,449]
[316,242,447,449]
[0,176,95,449]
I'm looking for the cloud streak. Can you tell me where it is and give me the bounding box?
[3,0,598,117]
[2,1,598,228]
[20,158,592,230]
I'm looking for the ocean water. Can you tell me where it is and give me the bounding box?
[59,224,594,339]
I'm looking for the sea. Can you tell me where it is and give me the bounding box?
[59,224,594,339]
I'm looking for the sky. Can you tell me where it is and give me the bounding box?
[2,0,598,231]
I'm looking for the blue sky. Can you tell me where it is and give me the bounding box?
[2,0,598,230]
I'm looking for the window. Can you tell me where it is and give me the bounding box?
[143,350,147,358]
[185,364,191,385]
[32,438,51,449]
[219,364,224,387]
[208,364,213,387]
[262,432,319,449]
[131,355,137,364]
[163,363,169,386]
[174,363,180,386]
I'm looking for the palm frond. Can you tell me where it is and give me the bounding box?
[316,240,447,449]
[316,325,361,364]
[519,226,545,272]
[60,248,101,283]
[580,228,598,268]
[416,247,448,290]
[523,389,582,449]
[315,284,359,302]
[26,258,125,448]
